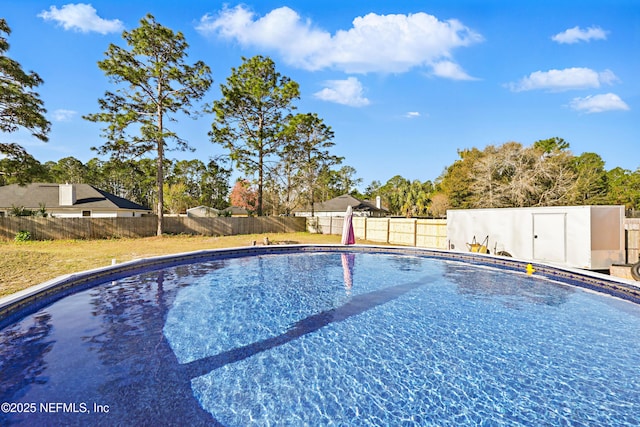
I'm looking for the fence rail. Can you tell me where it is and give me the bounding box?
[309,216,448,249]
[0,216,306,241]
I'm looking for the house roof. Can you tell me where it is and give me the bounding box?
[299,194,387,213]
[186,205,249,216]
[219,206,246,215]
[0,183,151,211]
[187,206,219,213]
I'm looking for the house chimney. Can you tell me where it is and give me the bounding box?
[376,196,381,209]
[59,183,76,206]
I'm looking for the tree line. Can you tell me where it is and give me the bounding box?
[2,16,639,230]
[365,137,640,218]
[0,153,362,216]
[1,15,356,233]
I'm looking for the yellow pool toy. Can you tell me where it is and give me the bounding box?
[526,264,535,275]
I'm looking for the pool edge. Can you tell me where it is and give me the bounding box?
[2,244,640,325]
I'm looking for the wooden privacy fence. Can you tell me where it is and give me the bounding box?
[0,216,306,241]
[2,215,637,263]
[308,216,449,249]
[626,218,640,264]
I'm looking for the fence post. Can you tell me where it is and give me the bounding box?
[364,216,368,241]
[386,218,390,244]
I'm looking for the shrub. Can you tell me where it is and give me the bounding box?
[37,203,49,217]
[14,230,32,242]
[9,205,34,217]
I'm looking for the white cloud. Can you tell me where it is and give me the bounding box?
[405,112,421,118]
[508,67,618,92]
[197,5,482,76]
[51,109,77,122]
[569,93,630,113]
[313,77,370,107]
[38,3,124,34]
[431,60,477,80]
[552,26,608,44]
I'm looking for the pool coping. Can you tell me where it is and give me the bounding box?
[2,244,640,325]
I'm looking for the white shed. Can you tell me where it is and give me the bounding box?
[186,206,220,218]
[446,206,625,270]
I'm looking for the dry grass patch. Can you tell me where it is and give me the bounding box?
[0,251,57,296]
[0,233,343,298]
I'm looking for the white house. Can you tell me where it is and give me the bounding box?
[0,183,152,218]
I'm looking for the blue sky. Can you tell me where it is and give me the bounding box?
[2,1,638,189]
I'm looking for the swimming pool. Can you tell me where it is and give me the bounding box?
[1,246,640,426]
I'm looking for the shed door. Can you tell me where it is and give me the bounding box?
[532,213,566,263]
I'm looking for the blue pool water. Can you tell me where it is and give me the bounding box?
[1,251,640,426]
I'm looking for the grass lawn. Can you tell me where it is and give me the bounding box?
[0,232,346,298]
